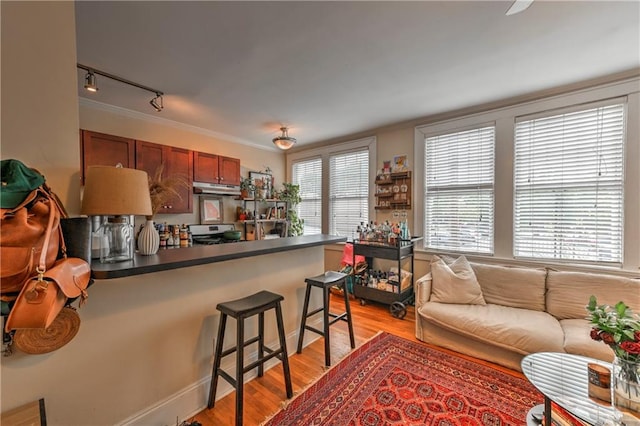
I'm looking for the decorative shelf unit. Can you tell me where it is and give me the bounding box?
[375,171,411,210]
[240,198,289,240]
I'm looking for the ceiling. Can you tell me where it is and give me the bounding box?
[75,1,640,151]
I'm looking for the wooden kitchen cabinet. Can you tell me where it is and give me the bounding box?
[193,151,240,186]
[80,130,135,184]
[136,140,193,214]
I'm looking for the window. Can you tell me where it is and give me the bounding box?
[329,149,369,237]
[292,158,322,235]
[424,126,495,254]
[514,102,625,264]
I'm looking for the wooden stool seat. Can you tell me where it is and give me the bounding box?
[296,271,355,366]
[208,290,292,426]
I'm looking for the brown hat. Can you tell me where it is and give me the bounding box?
[13,307,80,354]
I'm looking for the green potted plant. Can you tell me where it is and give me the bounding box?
[240,176,255,199]
[279,183,304,236]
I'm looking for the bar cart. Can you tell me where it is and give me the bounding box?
[352,237,422,319]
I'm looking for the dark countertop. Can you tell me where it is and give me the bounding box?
[91,234,346,279]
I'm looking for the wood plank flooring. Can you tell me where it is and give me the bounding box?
[191,293,520,426]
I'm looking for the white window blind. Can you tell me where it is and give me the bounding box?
[292,158,322,235]
[329,149,369,237]
[424,126,495,254]
[514,102,625,264]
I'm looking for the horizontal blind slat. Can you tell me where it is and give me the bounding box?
[425,126,495,254]
[513,103,624,263]
[293,158,322,235]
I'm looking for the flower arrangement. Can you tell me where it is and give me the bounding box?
[587,295,640,416]
[147,164,189,219]
[586,295,640,362]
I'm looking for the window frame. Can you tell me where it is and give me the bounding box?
[291,157,323,235]
[512,99,626,266]
[423,123,496,255]
[414,78,640,272]
[286,136,377,236]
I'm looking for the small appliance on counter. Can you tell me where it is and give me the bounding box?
[188,224,242,245]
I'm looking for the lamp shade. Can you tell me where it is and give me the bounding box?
[81,166,152,216]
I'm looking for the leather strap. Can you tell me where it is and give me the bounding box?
[36,193,57,276]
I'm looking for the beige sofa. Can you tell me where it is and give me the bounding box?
[415,260,640,371]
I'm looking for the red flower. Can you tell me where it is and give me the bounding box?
[600,332,615,345]
[590,329,602,341]
[634,330,640,342]
[620,341,640,355]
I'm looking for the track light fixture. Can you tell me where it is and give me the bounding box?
[272,127,297,150]
[84,71,98,92]
[150,93,163,112]
[77,63,164,112]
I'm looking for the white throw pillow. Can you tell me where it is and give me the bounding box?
[430,255,486,305]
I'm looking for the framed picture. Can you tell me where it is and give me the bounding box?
[249,171,273,199]
[200,196,223,224]
[393,155,409,172]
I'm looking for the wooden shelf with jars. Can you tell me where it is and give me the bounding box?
[375,171,411,210]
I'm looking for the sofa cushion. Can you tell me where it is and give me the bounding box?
[546,270,640,320]
[418,302,565,355]
[470,263,547,311]
[430,255,485,305]
[560,319,614,362]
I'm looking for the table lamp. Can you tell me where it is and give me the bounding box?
[81,165,152,263]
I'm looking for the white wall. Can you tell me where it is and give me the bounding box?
[1,1,81,213]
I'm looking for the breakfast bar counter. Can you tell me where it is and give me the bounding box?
[91,234,346,279]
[5,234,344,426]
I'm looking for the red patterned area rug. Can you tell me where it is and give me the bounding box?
[262,332,542,425]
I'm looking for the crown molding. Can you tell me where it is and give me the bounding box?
[78,97,278,152]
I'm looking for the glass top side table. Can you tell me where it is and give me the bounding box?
[521,352,619,426]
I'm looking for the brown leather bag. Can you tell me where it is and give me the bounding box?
[5,257,90,331]
[1,185,65,299]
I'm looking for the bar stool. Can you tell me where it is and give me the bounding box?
[208,290,293,426]
[296,271,355,366]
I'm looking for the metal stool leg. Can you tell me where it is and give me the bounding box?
[276,302,293,398]
[208,313,227,409]
[342,280,356,349]
[323,284,331,366]
[297,283,312,353]
[235,317,245,426]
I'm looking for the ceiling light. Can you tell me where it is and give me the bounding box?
[77,63,164,112]
[84,71,98,92]
[272,127,297,150]
[150,93,163,112]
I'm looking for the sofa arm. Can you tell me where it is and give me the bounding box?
[415,272,432,309]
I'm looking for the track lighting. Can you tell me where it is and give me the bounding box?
[77,63,164,112]
[272,127,297,150]
[84,71,98,92]
[150,93,163,112]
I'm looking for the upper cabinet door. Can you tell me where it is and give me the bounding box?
[193,151,219,183]
[80,130,135,184]
[136,141,193,214]
[165,146,193,213]
[219,156,240,186]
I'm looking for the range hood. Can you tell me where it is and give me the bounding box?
[193,181,241,196]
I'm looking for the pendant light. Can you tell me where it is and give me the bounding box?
[272,127,297,150]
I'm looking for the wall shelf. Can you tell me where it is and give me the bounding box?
[375,171,411,210]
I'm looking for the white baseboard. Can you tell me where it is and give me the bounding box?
[118,318,323,426]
